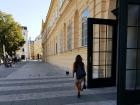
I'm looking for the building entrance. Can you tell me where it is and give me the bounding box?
[87,18,117,88]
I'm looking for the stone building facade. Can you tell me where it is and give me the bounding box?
[41,0,140,104]
[41,0,117,71]
[34,35,42,60]
[16,26,28,60]
[28,40,34,60]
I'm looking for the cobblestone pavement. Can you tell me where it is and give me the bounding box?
[0,61,116,105]
[0,61,27,78]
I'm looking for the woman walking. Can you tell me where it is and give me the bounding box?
[73,55,86,98]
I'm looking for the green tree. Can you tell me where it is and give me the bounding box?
[0,11,25,57]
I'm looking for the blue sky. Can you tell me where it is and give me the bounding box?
[0,0,51,40]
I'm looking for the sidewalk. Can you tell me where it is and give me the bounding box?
[0,61,116,105]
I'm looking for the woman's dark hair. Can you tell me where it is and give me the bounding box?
[75,55,82,63]
[74,55,84,71]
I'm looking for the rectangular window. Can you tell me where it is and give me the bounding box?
[82,22,87,46]
[81,9,89,46]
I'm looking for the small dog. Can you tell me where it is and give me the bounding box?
[66,71,69,75]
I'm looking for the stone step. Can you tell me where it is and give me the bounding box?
[0,89,116,102]
[0,82,74,91]
[66,100,116,105]
[0,75,72,81]
[0,78,73,86]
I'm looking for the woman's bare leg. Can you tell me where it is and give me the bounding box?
[76,81,81,98]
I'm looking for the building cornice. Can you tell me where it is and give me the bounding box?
[44,0,73,40]
[41,0,56,42]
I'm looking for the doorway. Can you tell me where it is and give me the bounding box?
[87,18,117,88]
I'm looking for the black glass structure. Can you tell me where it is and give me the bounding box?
[117,0,140,105]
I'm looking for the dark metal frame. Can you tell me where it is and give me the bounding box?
[117,0,140,105]
[87,18,117,88]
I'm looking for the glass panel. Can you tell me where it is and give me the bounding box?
[99,66,105,78]
[93,39,99,51]
[137,50,140,69]
[93,24,99,38]
[92,66,106,78]
[127,27,138,48]
[93,53,99,65]
[107,25,112,38]
[107,39,112,51]
[92,66,99,79]
[138,28,140,48]
[126,49,137,69]
[99,53,106,65]
[82,22,87,46]
[126,70,136,90]
[128,5,139,26]
[100,39,106,51]
[106,52,112,65]
[106,66,111,78]
[100,25,106,38]
[84,22,87,46]
[136,70,140,89]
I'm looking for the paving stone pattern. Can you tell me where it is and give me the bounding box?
[0,61,116,105]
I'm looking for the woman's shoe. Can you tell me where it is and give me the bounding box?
[77,92,81,98]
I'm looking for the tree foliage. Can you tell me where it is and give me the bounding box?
[0,11,25,56]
